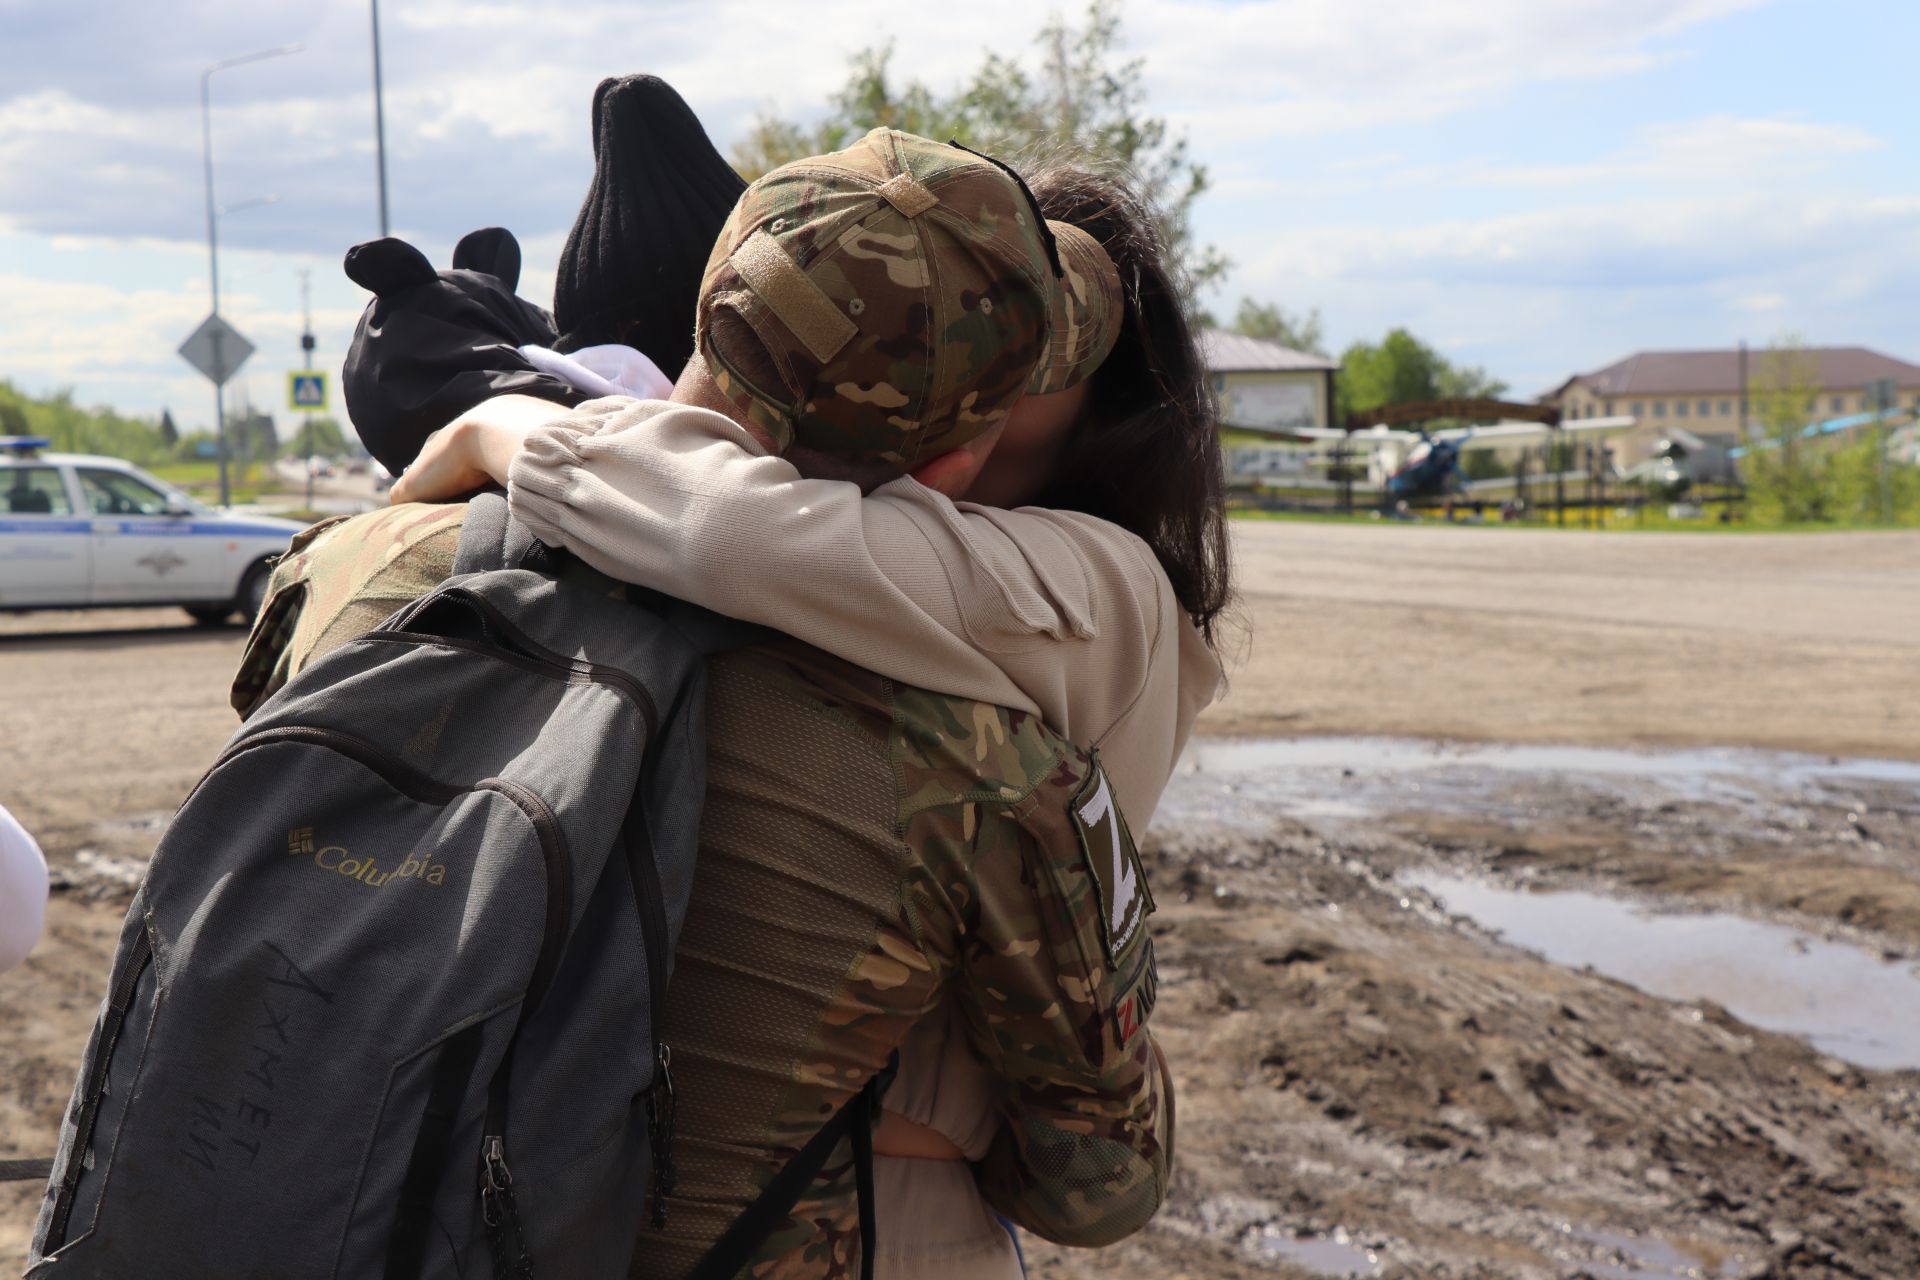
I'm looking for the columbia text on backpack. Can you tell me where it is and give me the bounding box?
[28,494,709,1278]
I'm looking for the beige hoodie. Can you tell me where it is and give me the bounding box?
[505,396,1218,1275]
[507,397,1220,824]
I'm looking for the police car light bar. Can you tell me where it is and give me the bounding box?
[0,436,52,456]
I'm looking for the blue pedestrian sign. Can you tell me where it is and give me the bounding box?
[288,371,329,412]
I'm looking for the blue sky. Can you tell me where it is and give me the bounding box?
[0,0,1913,435]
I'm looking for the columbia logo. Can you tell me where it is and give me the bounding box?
[287,827,315,857]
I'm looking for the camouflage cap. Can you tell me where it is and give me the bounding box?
[698,127,1121,464]
[1027,218,1123,397]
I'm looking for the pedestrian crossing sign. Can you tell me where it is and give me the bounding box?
[288,371,329,411]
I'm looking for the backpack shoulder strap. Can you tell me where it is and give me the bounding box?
[454,489,562,578]
[685,1053,897,1280]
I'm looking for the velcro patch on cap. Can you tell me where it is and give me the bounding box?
[1070,758,1155,967]
[730,229,857,364]
[877,173,940,218]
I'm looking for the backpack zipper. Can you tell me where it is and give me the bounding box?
[385,586,660,739]
[41,923,154,1252]
[479,1134,532,1279]
[399,583,686,1226]
[623,794,678,1225]
[217,723,573,1272]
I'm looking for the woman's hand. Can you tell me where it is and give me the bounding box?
[389,395,564,504]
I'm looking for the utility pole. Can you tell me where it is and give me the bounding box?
[200,67,226,507]
[300,268,317,509]
[1868,377,1895,523]
[370,0,391,235]
[199,44,300,507]
[1553,423,1566,527]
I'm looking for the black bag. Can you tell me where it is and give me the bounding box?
[25,495,893,1279]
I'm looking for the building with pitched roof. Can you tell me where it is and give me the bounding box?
[1546,346,1920,471]
[1202,330,1340,435]
[1549,347,1920,429]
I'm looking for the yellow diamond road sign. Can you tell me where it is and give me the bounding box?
[289,371,329,412]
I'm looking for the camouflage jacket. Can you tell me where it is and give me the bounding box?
[233,504,1171,1278]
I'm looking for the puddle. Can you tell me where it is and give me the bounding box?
[1565,1226,1745,1278]
[1410,871,1920,1071]
[1157,735,1920,842]
[1257,1225,1380,1276]
[1183,737,1920,789]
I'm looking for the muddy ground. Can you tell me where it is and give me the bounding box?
[4,523,1919,1276]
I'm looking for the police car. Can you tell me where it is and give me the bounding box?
[0,437,306,625]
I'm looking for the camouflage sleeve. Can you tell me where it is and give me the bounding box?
[229,504,466,718]
[950,749,1171,1246]
[230,515,351,717]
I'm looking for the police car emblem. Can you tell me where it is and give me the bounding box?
[137,550,188,577]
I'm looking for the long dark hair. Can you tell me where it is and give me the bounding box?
[1022,163,1233,646]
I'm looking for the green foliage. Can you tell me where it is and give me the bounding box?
[1436,362,1509,401]
[1336,329,1442,417]
[1229,299,1325,356]
[1739,337,1919,525]
[225,410,279,463]
[0,379,173,465]
[291,415,350,459]
[731,0,1225,289]
[1334,328,1509,421]
[1742,340,1833,523]
[157,409,179,447]
[1825,432,1920,523]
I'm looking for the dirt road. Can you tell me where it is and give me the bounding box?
[1207,522,1920,760]
[3,523,1918,1275]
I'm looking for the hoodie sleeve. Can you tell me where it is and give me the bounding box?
[505,396,1219,821]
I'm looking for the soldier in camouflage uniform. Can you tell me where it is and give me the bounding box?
[234,129,1165,1279]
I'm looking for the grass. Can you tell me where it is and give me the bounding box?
[149,460,272,505]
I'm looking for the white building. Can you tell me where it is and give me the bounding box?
[1202,330,1339,435]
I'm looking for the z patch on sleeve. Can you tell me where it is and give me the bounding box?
[1071,757,1155,968]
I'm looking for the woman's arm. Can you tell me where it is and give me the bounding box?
[397,393,1218,821]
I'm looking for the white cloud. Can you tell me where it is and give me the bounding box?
[1139,0,1767,143]
[1242,192,1920,290]
[8,0,1913,422]
[1225,190,1920,391]
[1473,114,1883,188]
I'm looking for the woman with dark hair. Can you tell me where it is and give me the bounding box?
[394,159,1231,822]
[972,161,1232,646]
[387,158,1229,1279]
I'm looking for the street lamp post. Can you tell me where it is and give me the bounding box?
[371,0,391,235]
[200,43,300,508]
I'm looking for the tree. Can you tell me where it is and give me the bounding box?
[227,409,279,468]
[1436,362,1509,401]
[1336,329,1445,418]
[731,0,1225,289]
[157,409,179,447]
[1229,299,1325,356]
[0,380,173,464]
[1335,327,1510,422]
[295,416,350,459]
[1742,338,1831,523]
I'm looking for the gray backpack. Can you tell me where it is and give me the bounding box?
[29,495,718,1278]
